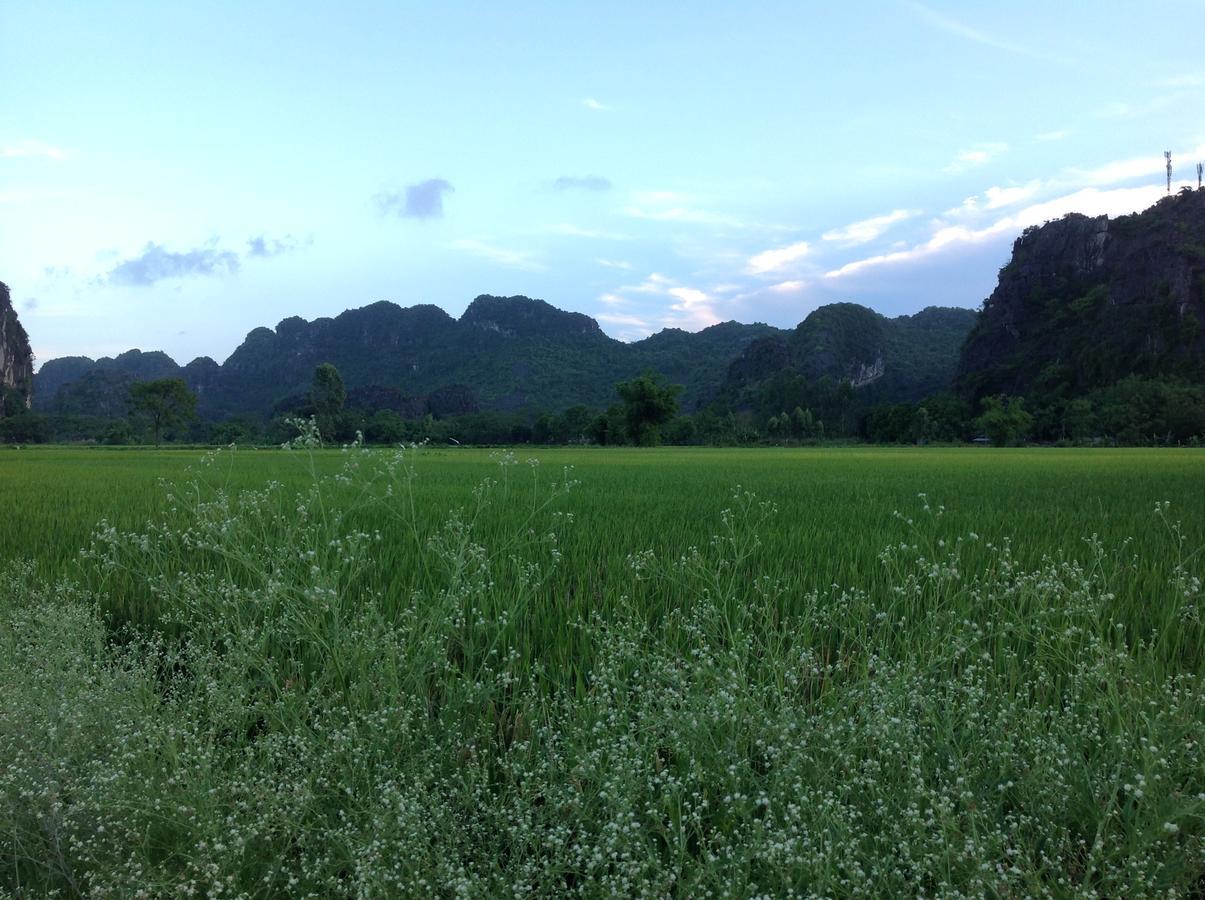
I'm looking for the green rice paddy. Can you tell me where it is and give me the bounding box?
[2,444,1203,896]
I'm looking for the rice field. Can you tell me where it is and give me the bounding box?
[2,439,1203,896]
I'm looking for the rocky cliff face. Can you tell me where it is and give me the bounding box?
[0,282,34,417]
[957,189,1205,399]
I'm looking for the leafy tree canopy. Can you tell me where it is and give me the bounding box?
[616,370,682,446]
[129,378,197,446]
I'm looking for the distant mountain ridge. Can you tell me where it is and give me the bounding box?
[35,294,979,420]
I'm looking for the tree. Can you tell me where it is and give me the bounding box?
[909,406,933,444]
[310,363,346,441]
[975,395,1033,447]
[615,371,682,446]
[791,406,814,439]
[1063,398,1095,442]
[556,405,594,444]
[531,412,555,444]
[587,405,626,445]
[129,378,197,447]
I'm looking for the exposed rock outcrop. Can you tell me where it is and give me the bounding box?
[956,189,1205,399]
[0,282,34,417]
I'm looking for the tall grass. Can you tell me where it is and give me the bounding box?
[1,437,1202,896]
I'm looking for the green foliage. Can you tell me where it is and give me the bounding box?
[958,192,1205,420]
[587,404,627,446]
[0,385,27,420]
[310,362,347,441]
[0,446,1202,894]
[0,412,52,443]
[975,395,1033,446]
[615,370,682,446]
[36,298,975,427]
[128,378,198,447]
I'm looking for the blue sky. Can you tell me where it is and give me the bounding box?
[3,1,1205,365]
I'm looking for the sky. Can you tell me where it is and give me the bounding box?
[3,1,1205,367]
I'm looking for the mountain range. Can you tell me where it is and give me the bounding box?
[19,189,1205,439]
[33,296,976,420]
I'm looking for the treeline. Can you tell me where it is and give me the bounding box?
[4,363,1204,448]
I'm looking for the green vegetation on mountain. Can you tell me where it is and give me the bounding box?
[31,294,974,444]
[15,191,1205,447]
[34,296,783,422]
[949,188,1205,443]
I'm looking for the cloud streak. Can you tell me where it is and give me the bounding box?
[107,241,239,287]
[822,209,916,245]
[553,175,611,191]
[449,239,544,271]
[905,1,1067,64]
[747,240,811,275]
[945,142,1008,174]
[620,205,746,228]
[1,139,66,160]
[826,182,1181,280]
[376,178,454,219]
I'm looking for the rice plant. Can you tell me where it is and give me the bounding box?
[1,439,1202,896]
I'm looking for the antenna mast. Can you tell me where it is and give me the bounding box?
[1198,162,1203,190]
[1165,151,1172,193]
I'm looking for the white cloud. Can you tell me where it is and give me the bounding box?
[600,272,723,333]
[1036,129,1070,142]
[629,273,674,293]
[747,240,811,275]
[665,286,721,330]
[948,182,1040,216]
[449,239,545,271]
[822,209,916,244]
[768,280,806,294]
[620,205,745,227]
[945,142,1008,173]
[1067,144,1205,188]
[1072,155,1164,187]
[983,183,1040,209]
[582,98,611,112]
[826,182,1182,280]
[1005,184,1181,227]
[595,258,632,270]
[596,312,649,328]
